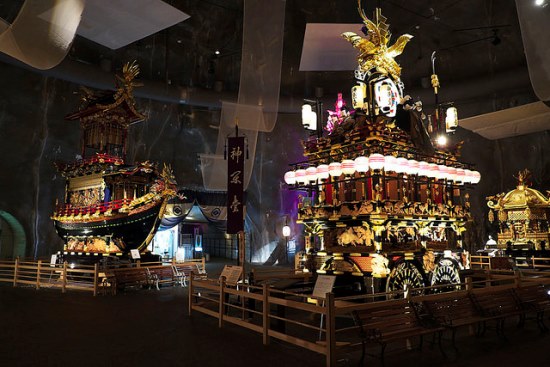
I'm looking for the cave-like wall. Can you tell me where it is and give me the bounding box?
[1,58,548,259]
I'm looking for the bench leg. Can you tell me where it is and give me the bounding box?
[437,331,447,359]
[359,340,366,366]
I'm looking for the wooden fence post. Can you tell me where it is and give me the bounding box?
[62,261,67,293]
[36,260,42,290]
[514,270,521,287]
[465,276,472,291]
[262,283,269,345]
[219,278,226,328]
[93,263,98,296]
[13,257,19,287]
[188,274,194,316]
[325,292,336,367]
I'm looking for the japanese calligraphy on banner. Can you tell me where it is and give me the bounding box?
[227,136,245,234]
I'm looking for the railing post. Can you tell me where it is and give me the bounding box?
[93,263,98,296]
[465,276,472,291]
[188,273,194,316]
[325,292,336,367]
[62,261,67,293]
[13,257,19,287]
[262,283,269,345]
[514,270,521,287]
[36,260,42,290]
[136,260,141,268]
[219,278,226,328]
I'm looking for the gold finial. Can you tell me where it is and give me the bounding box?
[342,0,413,80]
[515,169,531,187]
[116,60,144,93]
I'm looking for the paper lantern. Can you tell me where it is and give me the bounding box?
[284,171,296,185]
[471,170,481,184]
[306,167,318,184]
[455,168,466,184]
[446,167,457,182]
[368,153,385,171]
[354,156,370,173]
[295,169,307,185]
[341,159,356,176]
[394,157,409,174]
[407,159,420,175]
[437,165,449,181]
[316,164,329,181]
[384,155,397,172]
[418,161,429,177]
[328,162,343,177]
[426,163,438,178]
[463,169,474,184]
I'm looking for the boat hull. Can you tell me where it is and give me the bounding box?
[53,199,166,252]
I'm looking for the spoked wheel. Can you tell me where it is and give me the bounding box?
[431,257,461,292]
[386,260,427,298]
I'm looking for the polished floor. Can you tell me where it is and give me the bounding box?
[1,259,550,367]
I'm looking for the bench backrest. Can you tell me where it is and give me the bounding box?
[419,290,478,322]
[470,286,521,316]
[352,299,418,336]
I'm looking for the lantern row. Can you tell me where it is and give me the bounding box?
[284,153,481,186]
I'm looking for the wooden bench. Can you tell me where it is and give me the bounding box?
[513,284,550,332]
[146,266,176,290]
[173,263,207,287]
[416,290,486,350]
[469,285,524,336]
[352,298,445,364]
[111,267,149,294]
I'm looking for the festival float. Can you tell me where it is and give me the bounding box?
[51,62,176,263]
[485,169,550,267]
[284,1,481,294]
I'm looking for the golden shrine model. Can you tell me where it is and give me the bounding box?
[487,169,550,252]
[284,1,481,293]
[51,62,176,262]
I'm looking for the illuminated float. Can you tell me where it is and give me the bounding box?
[285,1,480,294]
[51,62,176,263]
[486,169,550,266]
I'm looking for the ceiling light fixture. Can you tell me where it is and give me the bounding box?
[535,0,546,6]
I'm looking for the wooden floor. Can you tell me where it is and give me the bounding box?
[1,259,550,367]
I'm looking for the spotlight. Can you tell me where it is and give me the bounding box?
[214,50,220,55]
[535,0,546,6]
[436,135,448,147]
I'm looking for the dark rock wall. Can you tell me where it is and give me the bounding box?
[0,58,547,259]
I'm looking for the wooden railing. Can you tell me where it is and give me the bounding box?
[470,254,550,271]
[188,270,550,367]
[0,257,207,296]
[0,259,100,295]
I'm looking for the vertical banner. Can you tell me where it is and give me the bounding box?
[227,136,245,234]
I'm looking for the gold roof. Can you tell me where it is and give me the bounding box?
[487,170,550,210]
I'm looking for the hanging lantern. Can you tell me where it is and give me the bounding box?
[351,83,366,109]
[445,106,458,133]
[407,159,420,175]
[437,165,449,181]
[301,104,317,131]
[316,164,330,181]
[341,159,356,176]
[455,168,466,184]
[394,157,409,174]
[354,156,370,173]
[328,162,343,177]
[463,169,474,184]
[471,170,481,184]
[295,169,307,185]
[306,166,318,184]
[446,167,457,182]
[418,161,429,177]
[368,153,385,171]
[426,163,438,178]
[284,171,296,185]
[384,155,397,172]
